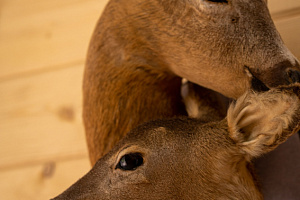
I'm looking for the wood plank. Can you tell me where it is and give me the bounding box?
[274,15,300,59]
[0,157,90,200]
[0,0,109,79]
[269,0,300,15]
[0,65,88,169]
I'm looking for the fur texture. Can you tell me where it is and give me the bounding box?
[53,84,300,200]
[84,0,300,165]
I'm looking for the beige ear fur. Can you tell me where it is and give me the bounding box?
[182,81,229,121]
[227,87,300,159]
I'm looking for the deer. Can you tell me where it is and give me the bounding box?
[53,83,300,200]
[83,0,300,167]
[81,0,300,198]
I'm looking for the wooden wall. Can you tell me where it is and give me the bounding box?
[0,0,299,199]
[0,1,108,199]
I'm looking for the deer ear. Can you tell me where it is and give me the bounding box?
[227,86,300,159]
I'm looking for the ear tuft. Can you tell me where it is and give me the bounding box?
[227,88,300,158]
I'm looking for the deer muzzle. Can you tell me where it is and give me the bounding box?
[251,60,300,88]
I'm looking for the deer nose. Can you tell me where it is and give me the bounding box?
[283,59,300,85]
[287,68,300,83]
[257,60,300,88]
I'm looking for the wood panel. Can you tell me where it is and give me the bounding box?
[0,65,88,169]
[0,157,90,200]
[269,1,300,58]
[274,15,300,59]
[269,0,300,16]
[0,0,109,79]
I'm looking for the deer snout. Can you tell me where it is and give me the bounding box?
[51,162,110,200]
[287,68,300,84]
[253,60,300,88]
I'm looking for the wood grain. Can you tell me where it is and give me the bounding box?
[0,65,87,169]
[0,157,90,200]
[0,0,109,79]
[269,0,300,16]
[274,15,300,59]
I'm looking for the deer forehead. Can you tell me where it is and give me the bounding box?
[113,120,233,165]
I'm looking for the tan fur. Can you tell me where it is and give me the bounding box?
[228,87,300,158]
[182,81,229,121]
[83,0,300,165]
[53,84,300,200]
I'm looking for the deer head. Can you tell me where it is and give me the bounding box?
[95,0,300,99]
[156,0,300,98]
[53,84,300,200]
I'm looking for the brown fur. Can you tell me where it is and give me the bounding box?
[53,84,300,200]
[182,81,230,121]
[83,0,300,165]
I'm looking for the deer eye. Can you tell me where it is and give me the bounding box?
[115,153,144,171]
[205,0,228,3]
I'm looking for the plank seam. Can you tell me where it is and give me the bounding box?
[0,59,85,83]
[0,153,89,172]
[271,7,300,21]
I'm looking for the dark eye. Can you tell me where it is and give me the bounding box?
[206,0,228,3]
[115,153,144,171]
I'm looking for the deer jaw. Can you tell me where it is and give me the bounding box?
[53,84,300,200]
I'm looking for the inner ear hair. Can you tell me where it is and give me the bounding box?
[227,86,300,159]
